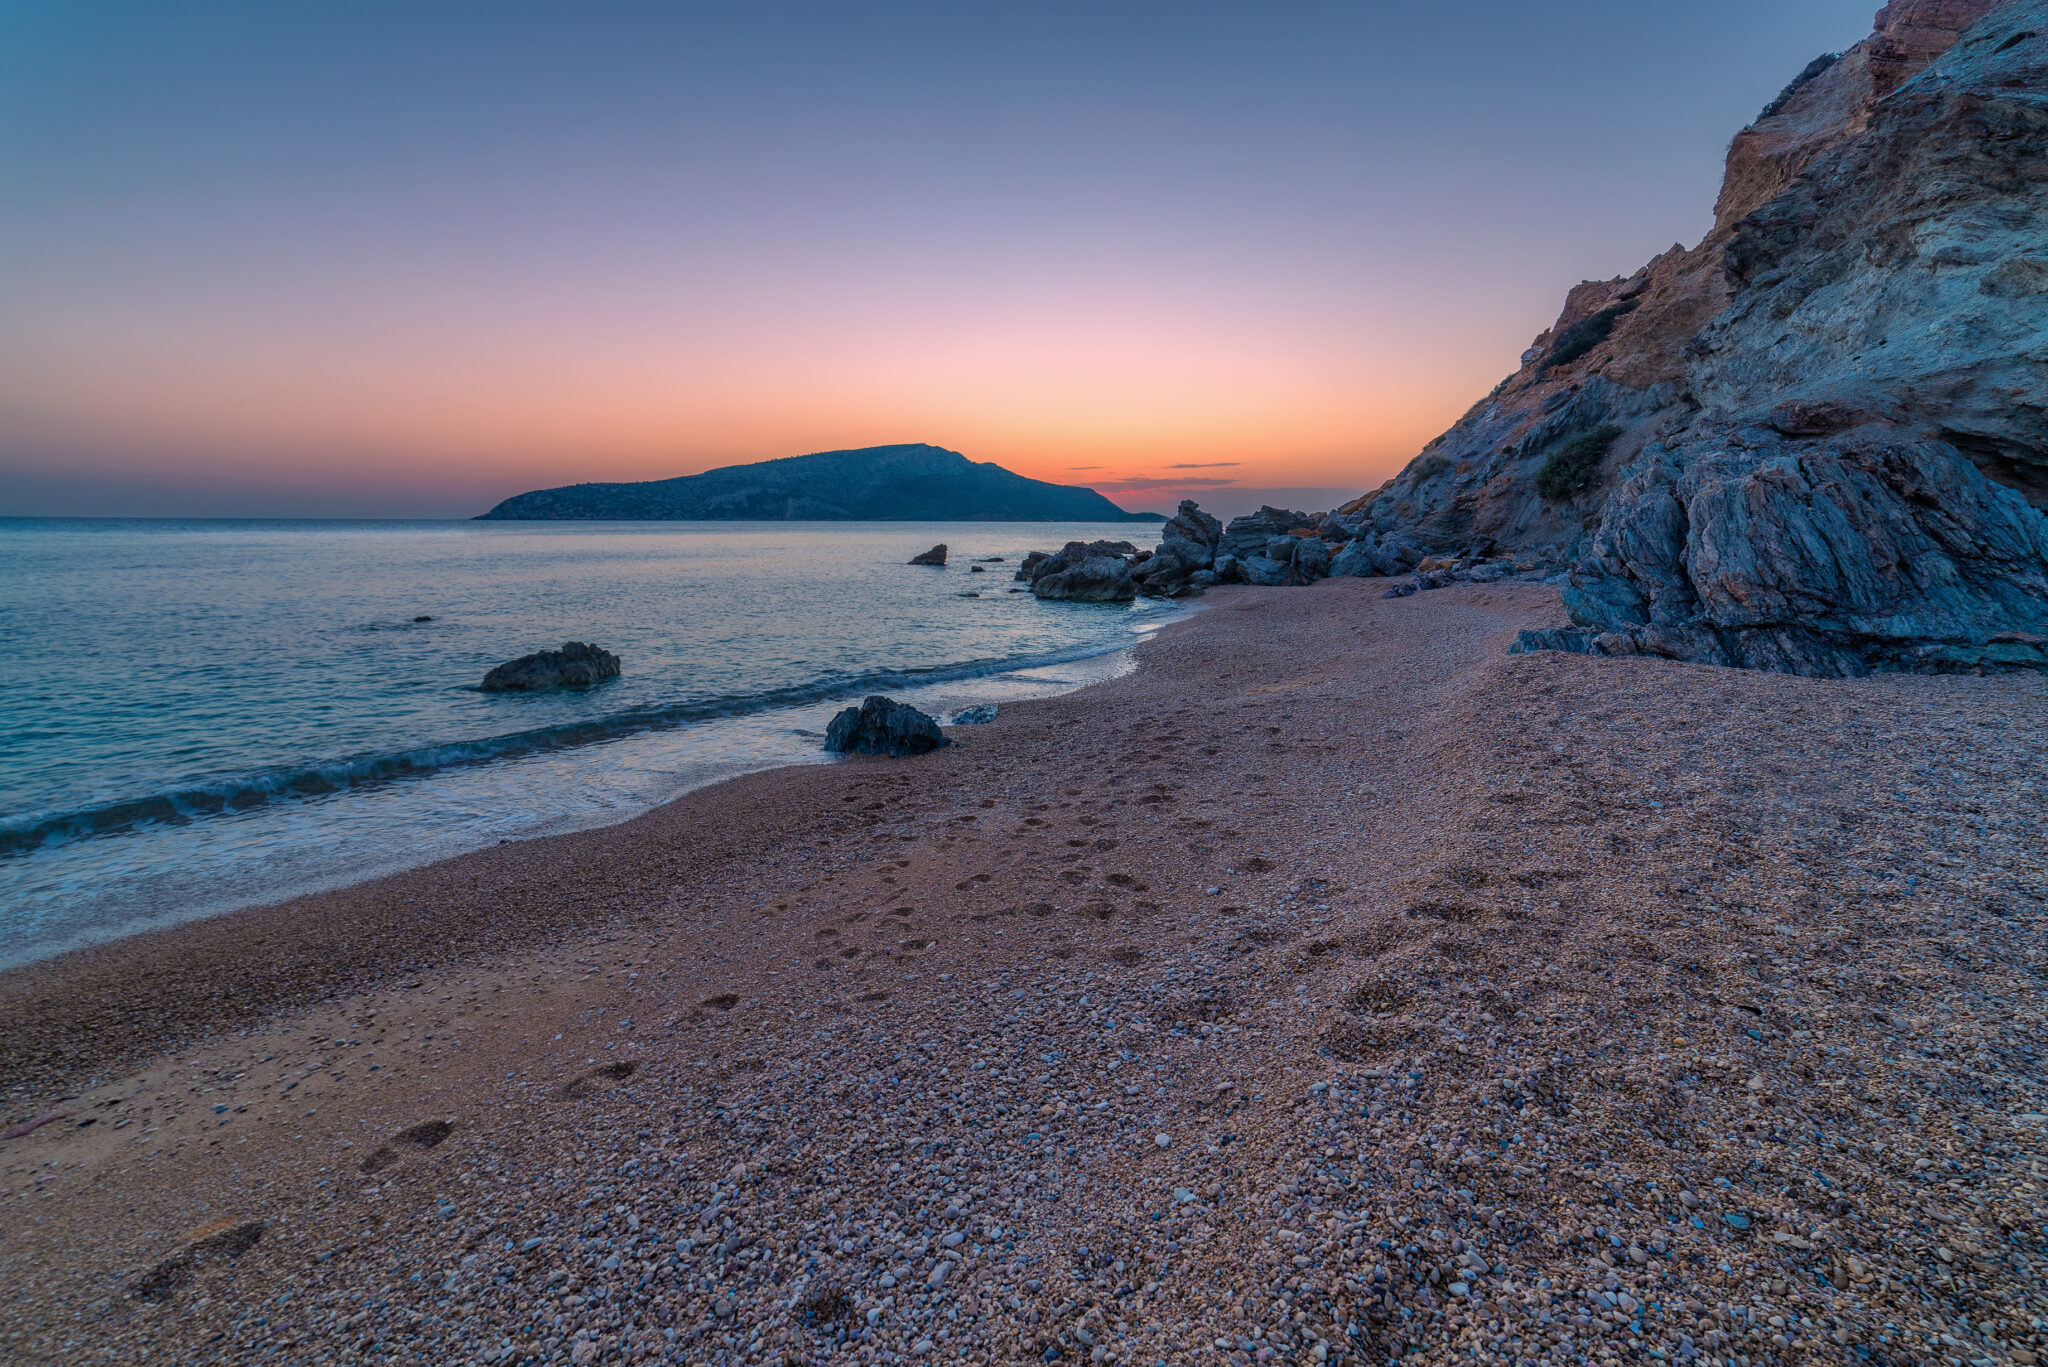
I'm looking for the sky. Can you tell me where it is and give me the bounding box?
[0,0,1879,519]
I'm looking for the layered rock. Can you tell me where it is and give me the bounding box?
[1342,0,2048,675]
[479,642,622,692]
[1157,500,1224,570]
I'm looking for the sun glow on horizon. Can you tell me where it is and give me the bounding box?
[0,1,1877,517]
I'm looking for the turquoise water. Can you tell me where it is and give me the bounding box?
[0,519,1178,965]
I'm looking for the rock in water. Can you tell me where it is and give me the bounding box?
[479,642,621,692]
[1033,554,1138,602]
[823,696,951,756]
[908,544,948,566]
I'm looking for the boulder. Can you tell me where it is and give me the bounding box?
[1328,541,1380,578]
[1033,555,1138,602]
[823,696,951,756]
[1014,540,1147,600]
[949,704,999,725]
[1129,549,1190,597]
[908,544,948,566]
[480,642,621,692]
[1218,506,1313,560]
[1239,556,1290,587]
[1159,499,1224,569]
[1292,536,1332,581]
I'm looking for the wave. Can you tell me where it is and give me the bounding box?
[0,635,1152,859]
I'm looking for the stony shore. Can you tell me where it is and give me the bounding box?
[2,580,2045,1367]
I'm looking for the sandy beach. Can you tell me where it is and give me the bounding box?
[3,579,2044,1366]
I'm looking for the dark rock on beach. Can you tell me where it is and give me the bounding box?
[822,696,951,756]
[908,544,947,566]
[479,642,621,693]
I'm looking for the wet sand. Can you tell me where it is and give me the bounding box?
[2,579,2044,1366]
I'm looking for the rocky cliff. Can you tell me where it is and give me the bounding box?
[1340,0,2048,675]
[477,444,1161,523]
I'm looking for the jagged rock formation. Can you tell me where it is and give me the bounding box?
[479,642,621,692]
[907,544,947,566]
[1019,540,1144,602]
[476,444,1162,523]
[1013,504,1362,600]
[1337,0,2048,675]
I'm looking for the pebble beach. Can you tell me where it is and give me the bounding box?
[2,579,2044,1367]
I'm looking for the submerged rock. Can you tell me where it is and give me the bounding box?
[479,642,621,692]
[908,544,948,566]
[823,696,951,756]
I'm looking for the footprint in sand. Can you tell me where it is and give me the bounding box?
[124,1219,268,1302]
[561,1060,639,1098]
[361,1118,456,1170]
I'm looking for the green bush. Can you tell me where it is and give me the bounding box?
[1757,53,1839,123]
[1535,424,1622,501]
[1541,300,1639,372]
[1411,454,1452,483]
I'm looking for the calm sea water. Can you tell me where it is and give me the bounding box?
[0,519,1180,966]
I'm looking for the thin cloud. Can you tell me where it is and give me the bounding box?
[1165,461,1240,469]
[1066,465,1102,470]
[1091,475,1238,490]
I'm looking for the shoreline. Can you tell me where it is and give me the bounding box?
[3,579,2044,1366]
[0,611,1182,975]
[0,617,1170,1093]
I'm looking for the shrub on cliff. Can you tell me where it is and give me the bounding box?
[1535,425,1622,501]
[1411,454,1452,483]
[1757,52,1840,123]
[1541,299,1640,372]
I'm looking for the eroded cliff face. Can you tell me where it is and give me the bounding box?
[1344,0,2048,674]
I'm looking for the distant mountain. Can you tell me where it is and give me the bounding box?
[476,444,1162,522]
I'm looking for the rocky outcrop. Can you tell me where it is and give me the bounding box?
[1526,424,2048,673]
[477,444,1164,522]
[1343,0,2048,675]
[823,696,951,756]
[1158,500,1223,569]
[908,544,947,566]
[1012,502,1383,601]
[479,642,621,692]
[1028,542,1140,602]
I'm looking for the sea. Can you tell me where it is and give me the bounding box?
[0,518,1183,968]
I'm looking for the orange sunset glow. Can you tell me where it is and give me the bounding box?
[1,0,1876,517]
